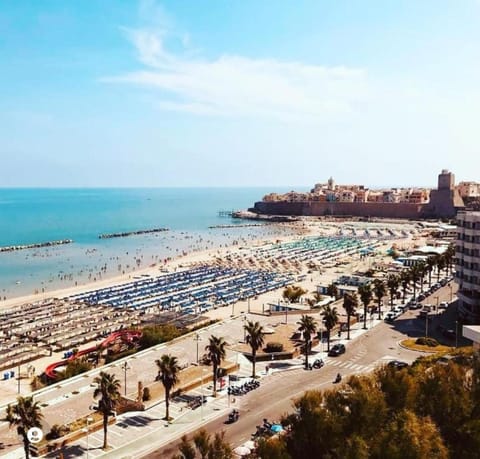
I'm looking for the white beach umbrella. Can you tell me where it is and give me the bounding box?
[233,445,251,456]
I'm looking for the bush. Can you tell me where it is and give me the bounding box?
[46,424,69,440]
[139,324,182,349]
[265,342,284,353]
[142,387,151,401]
[416,337,439,347]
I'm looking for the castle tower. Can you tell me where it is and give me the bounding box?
[328,176,335,191]
[438,169,455,191]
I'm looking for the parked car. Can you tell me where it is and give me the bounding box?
[442,329,456,339]
[384,311,397,322]
[328,343,346,357]
[387,360,409,370]
[417,293,426,301]
[409,302,422,310]
[439,301,449,309]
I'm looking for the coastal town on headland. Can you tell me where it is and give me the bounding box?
[1,170,480,458]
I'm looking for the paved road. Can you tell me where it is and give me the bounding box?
[142,315,423,459]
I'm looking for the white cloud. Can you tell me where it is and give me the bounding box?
[109,28,369,123]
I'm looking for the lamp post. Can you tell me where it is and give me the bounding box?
[425,313,429,338]
[243,314,247,343]
[248,297,251,313]
[455,320,459,348]
[194,333,201,364]
[17,364,20,394]
[200,369,206,421]
[120,362,130,397]
[85,416,93,459]
[449,284,453,302]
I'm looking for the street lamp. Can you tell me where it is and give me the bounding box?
[243,314,247,342]
[120,362,130,397]
[194,333,201,364]
[455,320,459,348]
[84,416,94,459]
[449,284,453,302]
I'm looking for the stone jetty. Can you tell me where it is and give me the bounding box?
[0,239,73,253]
[98,228,169,239]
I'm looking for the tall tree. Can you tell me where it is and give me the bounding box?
[373,278,386,320]
[321,305,339,352]
[400,270,411,303]
[156,354,181,420]
[326,283,339,300]
[194,429,210,459]
[205,335,227,397]
[244,320,265,378]
[426,256,435,288]
[358,283,373,329]
[93,371,121,450]
[435,254,446,282]
[386,274,400,310]
[343,292,358,340]
[297,315,317,370]
[409,264,421,300]
[417,261,427,292]
[282,285,307,304]
[178,435,196,459]
[6,396,43,459]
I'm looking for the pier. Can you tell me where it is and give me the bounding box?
[99,228,169,239]
[218,210,234,217]
[0,239,73,253]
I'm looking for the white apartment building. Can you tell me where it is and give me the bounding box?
[456,211,480,323]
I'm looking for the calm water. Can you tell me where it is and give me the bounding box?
[0,188,298,298]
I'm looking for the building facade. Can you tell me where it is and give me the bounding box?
[455,211,480,323]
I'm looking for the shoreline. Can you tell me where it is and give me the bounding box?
[0,224,306,310]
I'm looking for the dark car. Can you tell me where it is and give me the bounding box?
[328,343,346,357]
[388,360,409,370]
[442,329,456,339]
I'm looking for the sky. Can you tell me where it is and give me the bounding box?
[1,0,479,188]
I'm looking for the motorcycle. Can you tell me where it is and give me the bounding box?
[228,409,239,423]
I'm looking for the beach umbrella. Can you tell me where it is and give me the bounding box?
[271,424,284,433]
[243,440,256,450]
[233,445,251,456]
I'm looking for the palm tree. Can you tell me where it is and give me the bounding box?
[409,263,421,300]
[93,371,121,450]
[6,396,43,459]
[321,305,339,351]
[205,335,226,397]
[343,292,358,340]
[156,354,181,420]
[358,283,373,329]
[417,261,427,292]
[326,283,339,300]
[400,270,411,303]
[373,278,386,319]
[297,315,317,370]
[386,274,399,310]
[426,256,435,288]
[307,291,323,307]
[445,244,455,275]
[244,321,265,378]
[435,254,446,282]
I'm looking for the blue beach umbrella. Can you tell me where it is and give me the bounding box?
[271,424,284,433]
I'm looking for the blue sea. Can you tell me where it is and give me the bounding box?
[0,188,298,299]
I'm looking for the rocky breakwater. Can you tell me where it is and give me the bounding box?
[0,239,73,253]
[99,227,169,239]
